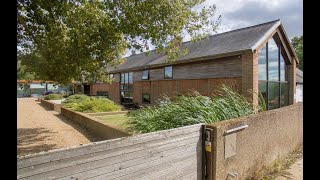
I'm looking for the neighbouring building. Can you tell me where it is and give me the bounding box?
[296,68,303,102]
[89,20,299,110]
[17,80,73,98]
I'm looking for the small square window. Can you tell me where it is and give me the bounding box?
[164,66,172,79]
[142,70,149,80]
[142,94,151,104]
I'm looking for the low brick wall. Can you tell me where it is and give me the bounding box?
[40,99,62,113]
[86,111,128,116]
[207,103,303,180]
[61,107,130,140]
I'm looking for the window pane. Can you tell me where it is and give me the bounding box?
[142,70,149,80]
[164,66,172,79]
[258,82,267,107]
[125,73,129,83]
[120,84,124,90]
[121,73,125,83]
[268,38,279,81]
[280,83,289,107]
[280,52,286,81]
[258,44,267,80]
[129,72,133,83]
[142,94,151,103]
[128,84,133,90]
[268,82,280,110]
[122,91,133,103]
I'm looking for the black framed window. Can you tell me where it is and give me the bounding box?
[164,66,173,79]
[97,91,108,97]
[142,70,149,80]
[258,36,289,110]
[142,94,151,104]
[120,72,133,103]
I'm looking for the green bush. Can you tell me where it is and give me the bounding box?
[64,96,121,113]
[127,85,266,133]
[44,94,63,100]
[63,94,91,104]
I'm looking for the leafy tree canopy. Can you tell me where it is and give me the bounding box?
[291,35,303,71]
[17,0,221,85]
[17,51,38,80]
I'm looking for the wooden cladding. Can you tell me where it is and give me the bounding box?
[133,56,241,82]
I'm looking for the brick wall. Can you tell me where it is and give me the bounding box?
[133,81,151,104]
[151,80,177,104]
[90,83,110,95]
[90,83,120,104]
[241,52,258,106]
[131,78,242,105]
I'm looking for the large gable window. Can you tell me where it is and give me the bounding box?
[258,36,289,110]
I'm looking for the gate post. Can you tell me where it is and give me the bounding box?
[204,126,214,180]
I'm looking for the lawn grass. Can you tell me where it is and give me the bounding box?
[95,114,129,130]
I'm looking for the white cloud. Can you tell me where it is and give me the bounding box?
[208,0,303,38]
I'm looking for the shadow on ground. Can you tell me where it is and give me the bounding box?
[53,113,103,142]
[37,102,102,142]
[17,128,57,156]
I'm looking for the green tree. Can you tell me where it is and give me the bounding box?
[17,52,37,80]
[291,35,303,71]
[17,0,221,85]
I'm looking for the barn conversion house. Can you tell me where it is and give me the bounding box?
[89,20,299,110]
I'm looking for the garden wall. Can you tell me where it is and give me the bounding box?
[207,103,303,180]
[61,107,130,140]
[40,99,61,113]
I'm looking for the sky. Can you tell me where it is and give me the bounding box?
[124,0,303,57]
[204,0,303,39]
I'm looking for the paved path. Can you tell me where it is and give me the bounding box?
[275,158,303,180]
[17,98,98,156]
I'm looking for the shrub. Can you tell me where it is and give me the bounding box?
[44,94,63,100]
[127,85,266,133]
[63,94,91,104]
[64,96,121,113]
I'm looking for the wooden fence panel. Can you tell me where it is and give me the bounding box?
[17,124,204,180]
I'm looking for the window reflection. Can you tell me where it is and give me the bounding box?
[164,66,173,79]
[258,45,267,80]
[268,38,279,81]
[258,36,289,110]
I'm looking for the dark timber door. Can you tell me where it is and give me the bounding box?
[83,85,90,95]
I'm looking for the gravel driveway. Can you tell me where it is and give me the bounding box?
[17,98,99,156]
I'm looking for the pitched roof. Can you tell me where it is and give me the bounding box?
[109,19,288,73]
[296,68,303,83]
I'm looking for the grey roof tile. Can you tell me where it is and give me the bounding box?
[110,20,280,72]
